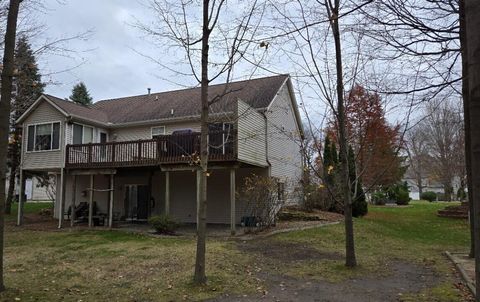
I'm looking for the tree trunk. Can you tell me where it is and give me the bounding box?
[329,0,357,267]
[194,0,210,285]
[5,168,16,214]
[0,0,22,292]
[5,129,20,214]
[417,176,423,197]
[458,0,475,258]
[465,0,480,299]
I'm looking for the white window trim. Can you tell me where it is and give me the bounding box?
[25,121,62,153]
[151,126,166,138]
[72,123,95,144]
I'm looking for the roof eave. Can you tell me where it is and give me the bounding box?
[108,111,236,128]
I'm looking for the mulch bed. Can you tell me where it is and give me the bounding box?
[6,213,59,232]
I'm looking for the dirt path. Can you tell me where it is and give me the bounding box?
[208,239,470,302]
[210,262,438,302]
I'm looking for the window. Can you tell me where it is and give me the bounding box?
[73,124,94,144]
[151,126,166,138]
[152,126,166,153]
[26,122,61,151]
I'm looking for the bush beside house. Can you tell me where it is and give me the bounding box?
[421,191,437,202]
[148,214,179,235]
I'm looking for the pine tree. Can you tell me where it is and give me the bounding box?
[70,82,92,105]
[323,136,336,188]
[5,35,45,214]
[347,145,368,217]
[331,141,339,165]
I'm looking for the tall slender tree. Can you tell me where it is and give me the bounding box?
[139,0,264,283]
[70,82,92,105]
[5,35,45,214]
[0,0,22,291]
[326,0,357,267]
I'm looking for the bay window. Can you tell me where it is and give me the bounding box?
[26,122,60,151]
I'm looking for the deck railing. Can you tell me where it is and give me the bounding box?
[65,130,237,168]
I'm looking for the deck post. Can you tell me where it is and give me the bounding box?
[230,168,236,235]
[165,171,170,215]
[58,168,66,229]
[70,175,77,227]
[88,174,94,227]
[16,169,26,226]
[108,174,114,228]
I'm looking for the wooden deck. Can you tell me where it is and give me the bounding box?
[65,130,237,169]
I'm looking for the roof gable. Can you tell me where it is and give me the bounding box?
[16,95,68,124]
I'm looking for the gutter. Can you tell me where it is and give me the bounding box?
[66,111,236,129]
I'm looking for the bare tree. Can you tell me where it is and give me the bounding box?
[404,123,430,197]
[0,0,22,292]
[422,100,464,201]
[266,0,374,267]
[360,0,476,255]
[323,0,357,267]
[139,0,264,283]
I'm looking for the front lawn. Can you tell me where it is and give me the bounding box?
[0,201,470,301]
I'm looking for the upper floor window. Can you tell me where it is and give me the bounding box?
[27,122,60,151]
[151,126,166,138]
[73,124,94,144]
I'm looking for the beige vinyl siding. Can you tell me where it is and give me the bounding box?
[112,121,201,142]
[266,84,303,204]
[22,101,64,171]
[237,100,268,167]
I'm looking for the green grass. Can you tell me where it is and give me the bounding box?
[0,201,470,301]
[5,202,53,221]
[274,201,469,300]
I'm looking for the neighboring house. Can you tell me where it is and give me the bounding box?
[404,176,464,201]
[5,173,53,201]
[15,75,304,231]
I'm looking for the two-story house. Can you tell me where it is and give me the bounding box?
[15,74,304,233]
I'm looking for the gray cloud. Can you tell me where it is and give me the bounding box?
[36,0,177,101]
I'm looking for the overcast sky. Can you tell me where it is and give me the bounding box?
[30,0,437,128]
[36,0,194,101]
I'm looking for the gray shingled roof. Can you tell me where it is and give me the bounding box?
[45,74,289,125]
[45,94,110,123]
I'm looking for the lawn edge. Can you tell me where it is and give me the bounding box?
[445,251,476,296]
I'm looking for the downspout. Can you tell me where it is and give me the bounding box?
[261,110,271,176]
